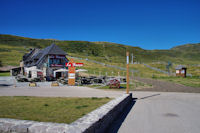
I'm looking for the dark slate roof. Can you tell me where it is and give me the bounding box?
[43,43,66,55]
[34,51,43,59]
[23,44,67,67]
[23,48,38,61]
[176,65,187,70]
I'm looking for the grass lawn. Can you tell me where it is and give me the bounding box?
[0,72,10,76]
[0,96,111,124]
[154,76,200,88]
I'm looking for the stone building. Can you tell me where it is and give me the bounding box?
[22,44,68,79]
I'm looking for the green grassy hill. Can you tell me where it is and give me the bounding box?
[0,34,199,87]
[0,34,200,66]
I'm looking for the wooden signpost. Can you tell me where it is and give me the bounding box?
[66,59,83,86]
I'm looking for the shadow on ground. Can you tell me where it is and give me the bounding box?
[0,84,12,87]
[139,94,160,100]
[106,98,137,133]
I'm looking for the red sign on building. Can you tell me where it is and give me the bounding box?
[66,62,84,67]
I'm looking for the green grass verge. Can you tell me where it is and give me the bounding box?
[0,72,10,76]
[0,96,111,124]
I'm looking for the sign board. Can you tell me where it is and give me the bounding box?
[66,62,84,67]
[127,55,129,64]
[51,64,63,67]
[69,73,75,79]
[66,59,84,85]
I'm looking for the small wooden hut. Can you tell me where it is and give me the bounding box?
[175,65,187,78]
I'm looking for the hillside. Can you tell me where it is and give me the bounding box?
[171,43,200,61]
[0,34,200,66]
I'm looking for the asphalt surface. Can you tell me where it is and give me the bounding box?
[118,91,200,133]
[0,76,123,98]
[0,85,123,98]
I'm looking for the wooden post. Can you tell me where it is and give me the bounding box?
[68,59,75,85]
[66,60,83,86]
[126,52,129,94]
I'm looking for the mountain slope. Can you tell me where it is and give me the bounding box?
[0,34,199,66]
[171,43,200,61]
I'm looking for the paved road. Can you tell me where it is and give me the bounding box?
[0,86,123,98]
[118,91,200,133]
[0,76,123,98]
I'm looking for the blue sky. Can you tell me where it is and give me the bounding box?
[0,0,200,49]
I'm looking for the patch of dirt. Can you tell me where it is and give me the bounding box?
[0,66,17,71]
[134,77,200,93]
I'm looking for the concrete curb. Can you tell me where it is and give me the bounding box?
[0,93,132,133]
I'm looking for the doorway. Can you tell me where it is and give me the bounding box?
[56,72,62,79]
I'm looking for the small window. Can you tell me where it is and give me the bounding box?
[181,70,185,74]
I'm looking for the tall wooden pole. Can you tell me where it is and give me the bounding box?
[126,52,129,94]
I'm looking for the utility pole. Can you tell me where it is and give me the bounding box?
[126,52,130,94]
[131,53,133,64]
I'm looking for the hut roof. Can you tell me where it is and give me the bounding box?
[175,65,187,70]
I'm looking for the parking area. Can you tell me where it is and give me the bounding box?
[0,85,124,98]
[0,76,125,98]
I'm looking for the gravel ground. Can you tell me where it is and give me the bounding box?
[134,77,200,93]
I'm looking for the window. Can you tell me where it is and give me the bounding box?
[176,70,179,74]
[181,70,185,74]
[49,58,61,65]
